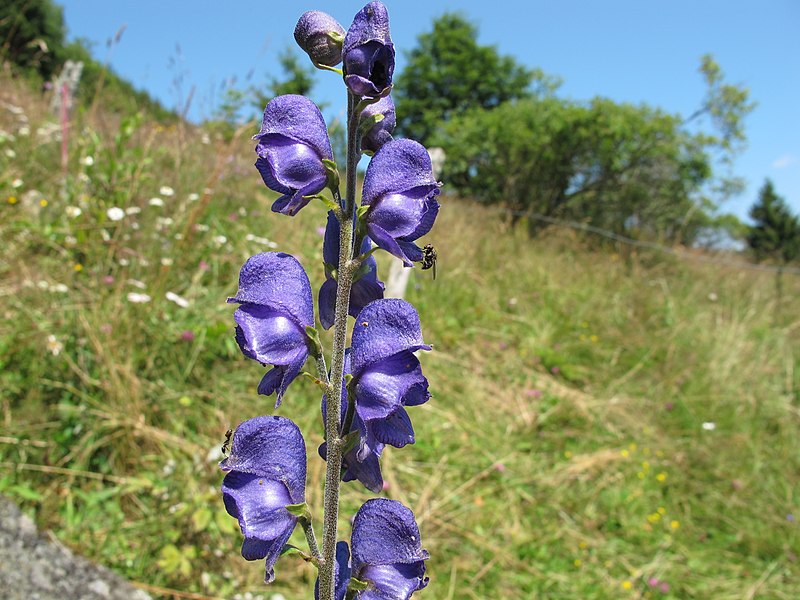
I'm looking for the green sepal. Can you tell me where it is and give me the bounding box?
[327,31,344,45]
[358,113,385,137]
[286,502,310,519]
[305,325,325,359]
[324,261,338,280]
[322,158,341,191]
[356,205,370,220]
[348,577,370,592]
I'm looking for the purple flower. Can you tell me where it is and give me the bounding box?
[220,416,307,584]
[320,351,385,493]
[228,253,313,406]
[294,11,346,67]
[360,95,395,155]
[254,95,334,216]
[350,299,430,459]
[343,2,395,97]
[319,211,385,330]
[362,139,441,266]
[315,500,428,600]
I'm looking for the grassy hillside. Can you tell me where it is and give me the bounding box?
[1,73,799,599]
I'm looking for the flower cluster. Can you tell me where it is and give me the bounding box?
[222,3,437,598]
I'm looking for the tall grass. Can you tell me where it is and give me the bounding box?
[1,72,798,599]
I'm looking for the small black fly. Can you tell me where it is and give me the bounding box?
[421,244,437,280]
[221,428,233,456]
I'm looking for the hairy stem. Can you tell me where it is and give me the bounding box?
[299,515,321,563]
[319,91,361,600]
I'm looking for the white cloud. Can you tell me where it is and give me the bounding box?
[772,155,799,169]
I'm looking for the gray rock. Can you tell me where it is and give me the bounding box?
[0,496,151,600]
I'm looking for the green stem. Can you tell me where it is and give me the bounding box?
[318,91,361,600]
[299,514,321,563]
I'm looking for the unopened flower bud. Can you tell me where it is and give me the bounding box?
[294,11,346,67]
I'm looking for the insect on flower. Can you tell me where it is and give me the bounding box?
[221,428,233,456]
[421,244,437,279]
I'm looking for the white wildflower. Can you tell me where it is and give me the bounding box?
[131,222,140,230]
[118,258,129,266]
[127,279,147,289]
[194,223,209,232]
[65,206,82,218]
[51,283,69,293]
[80,155,94,166]
[11,178,23,189]
[101,229,111,242]
[17,125,30,137]
[37,280,50,290]
[213,235,228,246]
[148,197,164,207]
[125,206,141,215]
[187,192,200,201]
[127,292,151,304]
[64,235,77,246]
[165,291,189,308]
[245,233,278,248]
[107,207,125,221]
[702,422,716,431]
[159,186,175,197]
[156,216,174,228]
[708,292,718,302]
[46,334,63,356]
[5,149,16,158]
[161,257,174,266]
[201,133,210,145]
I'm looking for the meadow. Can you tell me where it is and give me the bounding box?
[1,73,799,599]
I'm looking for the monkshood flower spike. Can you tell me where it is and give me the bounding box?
[320,351,385,493]
[343,2,395,97]
[360,95,396,155]
[295,11,346,67]
[228,252,314,406]
[254,94,334,216]
[351,299,431,457]
[320,210,385,330]
[321,499,428,599]
[220,416,307,584]
[362,139,441,266]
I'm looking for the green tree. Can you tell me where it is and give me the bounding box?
[437,96,713,241]
[747,180,800,265]
[393,12,558,144]
[0,0,66,80]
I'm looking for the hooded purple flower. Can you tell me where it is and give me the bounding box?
[220,416,307,584]
[360,95,395,155]
[343,2,395,97]
[350,299,430,459]
[315,500,428,600]
[319,351,385,493]
[228,253,313,406]
[319,211,385,330]
[254,95,334,216]
[362,139,441,266]
[294,11,346,67]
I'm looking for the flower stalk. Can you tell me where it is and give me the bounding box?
[318,90,360,600]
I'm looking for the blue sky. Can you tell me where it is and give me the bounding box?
[59,0,800,220]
